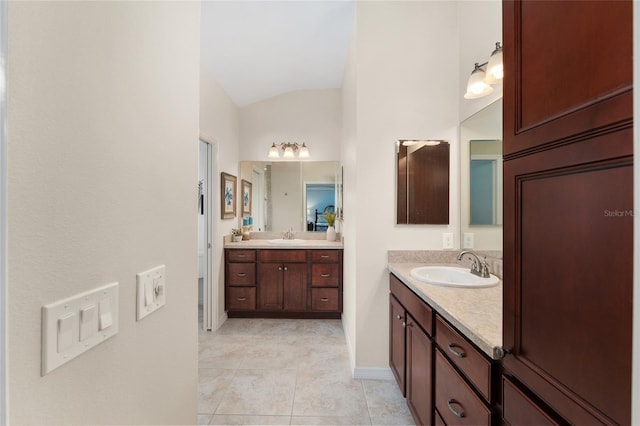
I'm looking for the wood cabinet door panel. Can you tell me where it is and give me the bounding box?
[258,263,283,311]
[435,316,492,402]
[503,0,632,156]
[311,250,340,262]
[227,287,256,311]
[227,263,256,286]
[389,294,406,394]
[311,288,339,311]
[406,314,432,426]
[259,249,307,262]
[390,274,432,336]
[283,263,307,311]
[435,350,492,426]
[226,249,256,262]
[503,148,632,424]
[502,375,560,426]
[311,264,339,287]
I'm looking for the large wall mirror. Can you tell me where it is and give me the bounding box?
[239,161,341,232]
[396,140,450,224]
[460,99,502,250]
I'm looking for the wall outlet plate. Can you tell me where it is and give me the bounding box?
[41,282,119,376]
[442,233,454,249]
[136,265,166,321]
[463,233,474,249]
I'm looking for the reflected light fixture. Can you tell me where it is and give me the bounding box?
[464,42,504,99]
[268,142,310,159]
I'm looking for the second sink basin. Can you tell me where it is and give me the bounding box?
[268,238,306,244]
[410,266,499,288]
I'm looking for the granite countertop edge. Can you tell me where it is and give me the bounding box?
[388,262,503,360]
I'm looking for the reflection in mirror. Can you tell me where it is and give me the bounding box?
[396,140,450,225]
[239,161,340,232]
[460,99,502,250]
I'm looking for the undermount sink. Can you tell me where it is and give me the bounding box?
[410,266,499,288]
[268,238,306,244]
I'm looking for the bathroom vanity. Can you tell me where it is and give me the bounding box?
[387,261,502,426]
[225,238,343,318]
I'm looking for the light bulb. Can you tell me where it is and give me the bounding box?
[283,146,295,158]
[298,143,310,158]
[268,143,280,158]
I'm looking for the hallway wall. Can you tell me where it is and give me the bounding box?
[7,2,200,423]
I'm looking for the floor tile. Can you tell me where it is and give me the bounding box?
[197,414,212,426]
[209,414,291,425]
[216,369,297,416]
[291,415,372,425]
[198,368,236,414]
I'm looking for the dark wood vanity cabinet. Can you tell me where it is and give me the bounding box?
[225,248,342,318]
[390,273,499,426]
[502,1,633,424]
[389,274,434,426]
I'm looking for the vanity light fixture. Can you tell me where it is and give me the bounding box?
[464,42,504,99]
[400,139,445,147]
[268,142,310,159]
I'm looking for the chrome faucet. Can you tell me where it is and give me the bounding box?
[457,250,490,278]
[282,227,296,240]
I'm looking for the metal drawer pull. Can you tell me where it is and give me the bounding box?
[237,273,246,277]
[447,399,465,418]
[321,273,330,277]
[237,297,247,301]
[320,298,329,302]
[237,254,245,257]
[321,255,330,258]
[448,343,467,358]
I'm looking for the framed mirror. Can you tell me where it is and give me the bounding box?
[239,161,341,232]
[460,99,502,250]
[396,140,450,225]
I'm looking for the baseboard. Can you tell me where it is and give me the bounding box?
[353,367,394,381]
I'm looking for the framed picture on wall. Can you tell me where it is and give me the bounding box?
[221,172,236,219]
[241,179,252,216]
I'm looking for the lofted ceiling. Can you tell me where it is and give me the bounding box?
[200,0,356,108]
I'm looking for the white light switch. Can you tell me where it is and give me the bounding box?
[136,265,166,321]
[42,282,118,376]
[442,233,454,249]
[79,304,97,341]
[57,313,75,353]
[98,298,113,331]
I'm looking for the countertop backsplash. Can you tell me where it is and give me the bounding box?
[387,250,503,279]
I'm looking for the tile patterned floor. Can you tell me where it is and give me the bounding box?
[198,318,415,426]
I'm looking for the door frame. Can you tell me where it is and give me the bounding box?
[1,0,8,422]
[199,137,217,331]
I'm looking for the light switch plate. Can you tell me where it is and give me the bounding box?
[42,282,118,376]
[442,233,454,249]
[136,265,166,321]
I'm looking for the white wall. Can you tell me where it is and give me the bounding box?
[7,2,200,424]
[343,1,460,371]
[199,66,241,329]
[240,89,342,161]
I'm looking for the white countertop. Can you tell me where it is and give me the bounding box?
[225,239,343,249]
[387,262,503,359]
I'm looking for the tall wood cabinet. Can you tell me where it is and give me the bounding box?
[502,1,633,424]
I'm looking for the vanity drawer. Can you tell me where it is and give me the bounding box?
[227,263,256,286]
[311,288,339,311]
[311,264,339,286]
[435,315,492,402]
[390,274,433,336]
[311,250,340,262]
[227,249,256,262]
[227,287,256,311]
[435,349,492,426]
[259,249,307,263]
[502,375,560,425]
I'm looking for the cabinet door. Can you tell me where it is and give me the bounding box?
[406,315,432,426]
[283,263,307,311]
[389,295,406,395]
[258,263,283,311]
